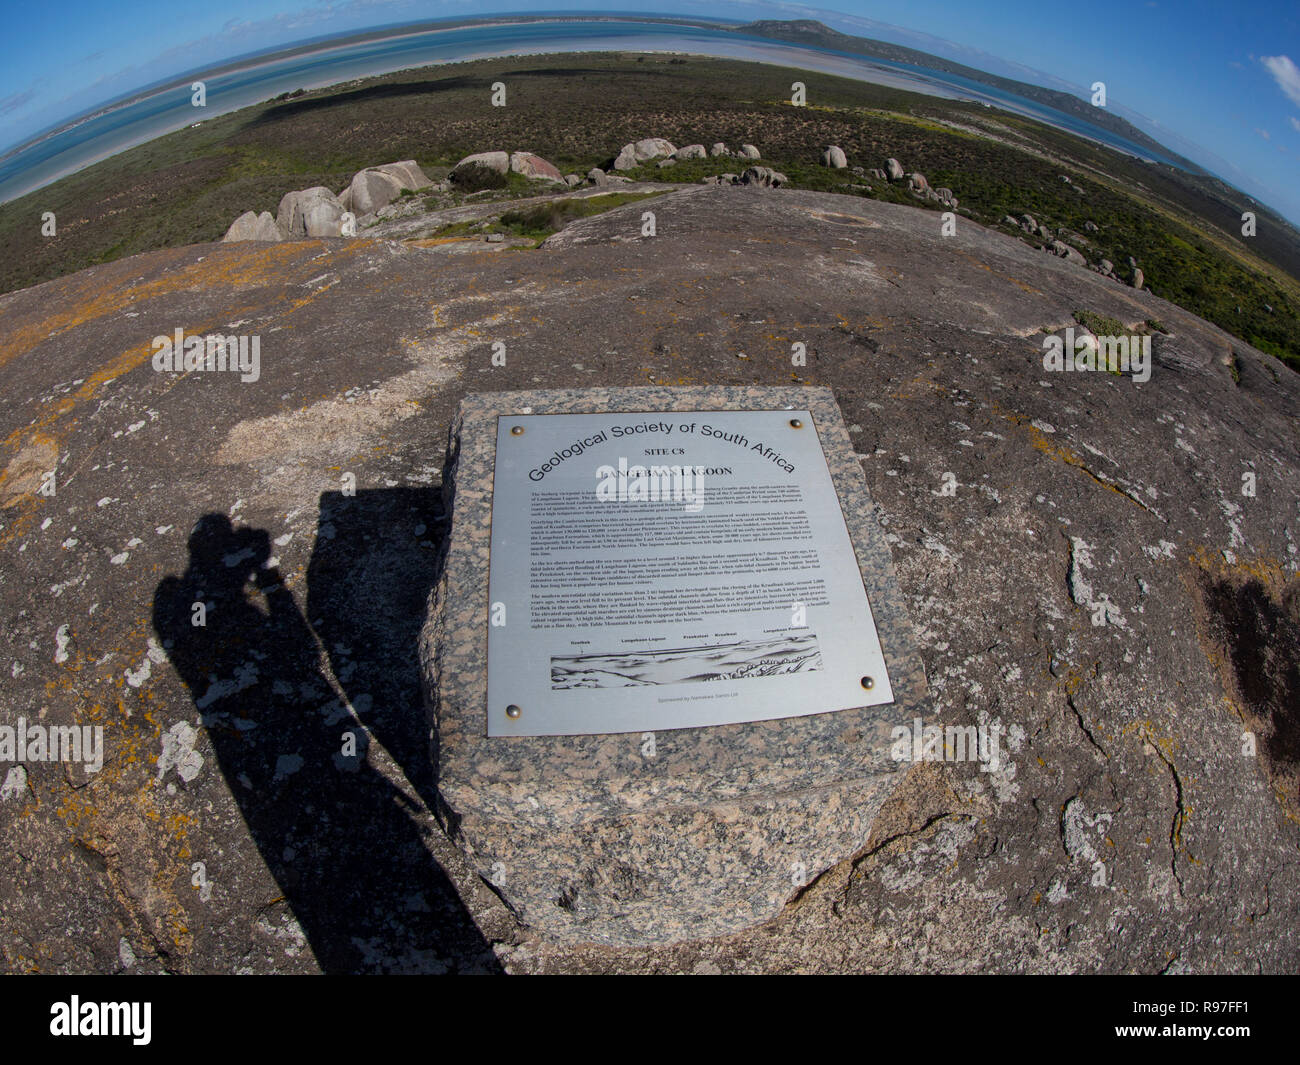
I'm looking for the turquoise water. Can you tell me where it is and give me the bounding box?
[0,19,1182,204]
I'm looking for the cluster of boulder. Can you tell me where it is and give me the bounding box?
[698,167,789,188]
[448,150,570,187]
[611,138,761,171]
[223,160,434,242]
[819,149,958,208]
[1002,213,1144,289]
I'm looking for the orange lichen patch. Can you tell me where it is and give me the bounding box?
[406,237,478,248]
[950,247,1043,295]
[41,628,202,958]
[0,245,376,526]
[0,241,370,372]
[994,403,1145,510]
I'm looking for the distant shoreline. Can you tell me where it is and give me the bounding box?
[0,14,741,162]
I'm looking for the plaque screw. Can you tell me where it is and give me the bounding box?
[505,704,522,719]
[860,676,874,690]
[789,418,803,428]
[510,426,525,436]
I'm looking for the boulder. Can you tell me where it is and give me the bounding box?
[634,138,676,161]
[710,142,729,157]
[453,150,509,176]
[1002,215,1019,228]
[303,198,346,238]
[822,146,848,169]
[509,152,565,183]
[1084,220,1099,232]
[348,170,404,217]
[338,186,353,214]
[372,160,432,191]
[449,152,511,190]
[604,174,633,185]
[657,159,677,168]
[222,211,282,243]
[886,157,904,181]
[869,168,888,180]
[613,145,639,171]
[1049,239,1087,266]
[276,187,342,240]
[738,143,761,160]
[1132,268,1145,290]
[908,172,929,192]
[720,173,739,185]
[674,144,708,161]
[587,167,609,186]
[449,151,511,189]
[564,174,583,187]
[1098,259,1115,275]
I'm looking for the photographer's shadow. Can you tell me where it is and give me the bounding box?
[152,501,495,973]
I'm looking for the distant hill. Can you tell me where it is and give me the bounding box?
[735,19,1207,173]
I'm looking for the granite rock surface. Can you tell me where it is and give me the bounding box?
[0,186,1296,972]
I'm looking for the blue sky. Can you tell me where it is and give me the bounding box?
[3,1,1299,222]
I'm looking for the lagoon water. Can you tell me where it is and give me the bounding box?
[0,18,1181,204]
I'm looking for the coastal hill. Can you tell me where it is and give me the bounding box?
[737,19,1206,172]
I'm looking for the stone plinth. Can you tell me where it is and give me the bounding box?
[421,386,928,945]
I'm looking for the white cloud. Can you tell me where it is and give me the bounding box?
[1290,116,1300,132]
[1262,54,1300,106]
[1256,127,1271,140]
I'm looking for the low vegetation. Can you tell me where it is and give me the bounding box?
[1,52,1296,370]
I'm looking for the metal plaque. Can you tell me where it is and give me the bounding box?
[485,409,895,736]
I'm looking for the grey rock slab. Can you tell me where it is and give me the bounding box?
[2,186,1297,971]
